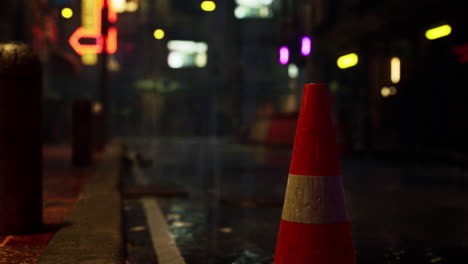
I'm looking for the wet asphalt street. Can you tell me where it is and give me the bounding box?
[123,137,468,264]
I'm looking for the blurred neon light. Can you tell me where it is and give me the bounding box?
[301,36,311,56]
[381,87,391,98]
[69,28,103,55]
[279,46,289,65]
[107,0,118,23]
[337,53,358,69]
[61,8,73,19]
[236,0,273,7]
[93,102,103,114]
[195,53,208,68]
[69,0,118,57]
[110,0,126,13]
[154,29,165,40]
[126,1,138,12]
[106,27,118,54]
[259,0,273,4]
[168,52,184,68]
[111,0,139,13]
[259,6,270,17]
[201,1,216,12]
[391,57,400,84]
[425,25,452,40]
[381,86,397,98]
[288,64,298,79]
[168,41,207,53]
[167,41,208,69]
[82,53,98,65]
[234,6,248,19]
[235,0,273,19]
[108,55,120,71]
[82,0,102,33]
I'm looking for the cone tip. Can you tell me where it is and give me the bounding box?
[289,82,341,176]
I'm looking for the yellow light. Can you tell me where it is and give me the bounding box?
[201,1,216,12]
[195,53,207,68]
[82,53,98,66]
[93,102,103,114]
[61,8,73,19]
[82,0,95,29]
[126,1,139,12]
[107,56,120,72]
[219,227,233,233]
[391,57,400,84]
[337,53,358,69]
[153,29,165,40]
[381,87,391,98]
[110,0,126,13]
[425,24,452,40]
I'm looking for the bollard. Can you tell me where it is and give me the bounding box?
[0,42,43,234]
[72,98,93,167]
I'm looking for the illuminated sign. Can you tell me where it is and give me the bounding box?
[279,46,289,65]
[167,40,208,69]
[337,53,358,69]
[391,57,400,84]
[235,0,273,19]
[288,63,298,79]
[201,1,216,12]
[425,25,452,40]
[69,27,103,55]
[69,0,118,61]
[301,36,312,56]
[381,86,397,98]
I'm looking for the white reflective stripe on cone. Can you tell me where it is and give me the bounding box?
[281,174,349,224]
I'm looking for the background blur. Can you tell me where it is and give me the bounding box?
[1,0,466,156]
[2,1,468,263]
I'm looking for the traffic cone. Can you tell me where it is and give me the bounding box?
[274,83,356,264]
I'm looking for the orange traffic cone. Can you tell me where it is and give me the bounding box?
[274,83,356,264]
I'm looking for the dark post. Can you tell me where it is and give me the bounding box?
[0,42,42,234]
[100,1,110,146]
[72,98,93,167]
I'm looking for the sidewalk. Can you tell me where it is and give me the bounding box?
[35,140,123,264]
[0,145,93,263]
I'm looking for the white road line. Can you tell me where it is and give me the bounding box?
[131,146,185,264]
[141,198,186,264]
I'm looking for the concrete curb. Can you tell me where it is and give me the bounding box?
[36,139,124,264]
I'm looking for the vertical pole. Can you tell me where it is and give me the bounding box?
[100,0,110,146]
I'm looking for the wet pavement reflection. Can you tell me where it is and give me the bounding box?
[124,137,468,263]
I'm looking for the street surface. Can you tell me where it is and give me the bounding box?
[123,137,468,264]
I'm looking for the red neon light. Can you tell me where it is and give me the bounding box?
[106,27,118,54]
[107,0,118,24]
[69,27,103,55]
[69,0,118,56]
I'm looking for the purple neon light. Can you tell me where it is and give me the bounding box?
[279,46,289,65]
[301,36,312,56]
